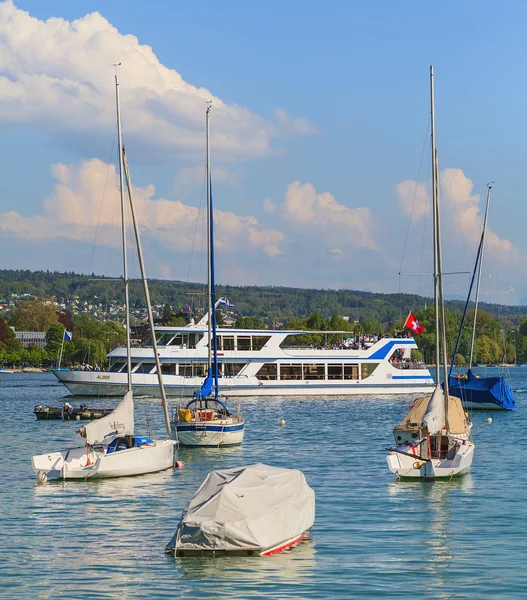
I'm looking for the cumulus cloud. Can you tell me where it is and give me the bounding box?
[275,180,379,251]
[0,1,315,161]
[396,167,518,262]
[0,158,285,258]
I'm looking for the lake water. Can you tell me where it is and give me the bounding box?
[1,369,526,598]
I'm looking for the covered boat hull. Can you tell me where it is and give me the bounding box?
[166,464,315,556]
[34,405,113,420]
[32,439,176,480]
[448,371,515,410]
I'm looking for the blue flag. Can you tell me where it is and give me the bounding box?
[63,331,73,341]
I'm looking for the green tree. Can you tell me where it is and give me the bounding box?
[10,298,59,331]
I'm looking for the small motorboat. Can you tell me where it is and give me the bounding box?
[166,463,315,557]
[34,403,113,421]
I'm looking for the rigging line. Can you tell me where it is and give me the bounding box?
[88,126,117,274]
[186,167,207,284]
[418,156,432,299]
[398,118,431,277]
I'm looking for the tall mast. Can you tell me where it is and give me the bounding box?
[122,148,172,437]
[206,105,212,373]
[115,73,132,393]
[206,106,219,397]
[430,66,440,389]
[469,184,492,369]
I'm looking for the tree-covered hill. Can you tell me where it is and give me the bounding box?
[0,268,526,326]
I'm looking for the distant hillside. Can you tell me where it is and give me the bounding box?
[0,269,525,326]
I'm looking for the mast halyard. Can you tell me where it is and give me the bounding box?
[115,73,132,393]
[469,184,492,370]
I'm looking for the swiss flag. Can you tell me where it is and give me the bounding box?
[404,312,425,336]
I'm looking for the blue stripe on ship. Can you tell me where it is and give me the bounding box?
[176,424,245,432]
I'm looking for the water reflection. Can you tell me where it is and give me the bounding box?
[388,476,474,598]
[173,537,317,585]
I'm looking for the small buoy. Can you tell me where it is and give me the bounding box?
[280,418,286,427]
[175,460,184,469]
[408,404,414,409]
[75,415,81,421]
[36,472,47,485]
[487,417,493,424]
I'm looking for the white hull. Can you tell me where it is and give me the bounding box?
[175,421,245,447]
[51,369,433,397]
[387,441,474,479]
[32,439,176,480]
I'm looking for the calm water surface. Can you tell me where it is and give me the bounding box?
[1,369,526,598]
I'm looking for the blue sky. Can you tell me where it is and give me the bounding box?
[1,0,527,303]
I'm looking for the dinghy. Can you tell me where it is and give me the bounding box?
[166,464,315,556]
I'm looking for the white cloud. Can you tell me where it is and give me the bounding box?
[278,180,379,251]
[396,167,519,263]
[0,1,315,162]
[0,158,285,259]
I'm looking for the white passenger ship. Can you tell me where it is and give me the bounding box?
[51,317,434,397]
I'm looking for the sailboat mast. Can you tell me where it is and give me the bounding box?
[206,106,212,373]
[469,184,492,369]
[206,106,220,397]
[115,73,132,393]
[430,66,441,389]
[122,149,172,437]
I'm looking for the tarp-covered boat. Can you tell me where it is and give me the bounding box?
[166,463,315,556]
[448,369,515,410]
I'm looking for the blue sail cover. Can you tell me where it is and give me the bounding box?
[194,369,213,400]
[448,369,515,410]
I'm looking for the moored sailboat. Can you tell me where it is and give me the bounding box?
[387,66,475,480]
[172,106,244,447]
[31,72,176,480]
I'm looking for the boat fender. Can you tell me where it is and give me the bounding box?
[413,461,424,469]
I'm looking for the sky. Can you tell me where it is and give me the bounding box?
[1,0,527,304]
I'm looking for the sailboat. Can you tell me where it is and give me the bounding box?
[386,66,475,480]
[31,73,176,481]
[447,184,515,410]
[171,106,244,447]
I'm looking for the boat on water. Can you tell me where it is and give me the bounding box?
[51,329,433,398]
[447,184,515,410]
[387,66,475,480]
[31,73,175,481]
[166,463,315,557]
[34,402,113,421]
[172,105,244,447]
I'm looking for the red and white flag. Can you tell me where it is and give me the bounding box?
[404,312,425,336]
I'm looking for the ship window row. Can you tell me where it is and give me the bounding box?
[110,361,248,377]
[257,362,378,380]
[145,332,272,351]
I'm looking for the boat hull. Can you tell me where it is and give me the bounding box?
[387,441,475,479]
[33,406,113,420]
[32,439,176,480]
[175,421,245,447]
[51,369,434,397]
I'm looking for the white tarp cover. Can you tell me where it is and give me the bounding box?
[78,390,134,445]
[167,463,315,553]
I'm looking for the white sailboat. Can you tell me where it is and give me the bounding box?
[172,106,244,447]
[387,66,475,480]
[31,73,176,481]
